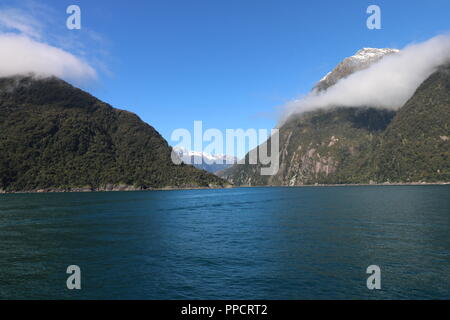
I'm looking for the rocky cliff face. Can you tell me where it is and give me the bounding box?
[221,107,395,186]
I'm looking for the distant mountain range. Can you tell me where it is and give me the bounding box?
[172,147,237,174]
[0,76,229,192]
[221,49,450,185]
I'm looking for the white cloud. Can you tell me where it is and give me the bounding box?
[282,34,450,123]
[0,33,97,81]
[0,8,43,39]
[0,4,99,82]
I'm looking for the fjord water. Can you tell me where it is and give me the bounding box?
[0,186,449,299]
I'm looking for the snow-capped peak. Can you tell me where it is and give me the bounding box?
[315,47,400,91]
[352,48,400,61]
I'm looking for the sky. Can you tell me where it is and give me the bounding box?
[0,0,449,157]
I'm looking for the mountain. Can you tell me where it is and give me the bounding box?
[0,75,229,192]
[221,106,396,185]
[221,51,449,186]
[172,147,237,174]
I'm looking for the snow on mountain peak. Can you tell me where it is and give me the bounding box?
[352,48,400,60]
[173,147,237,163]
[315,47,400,91]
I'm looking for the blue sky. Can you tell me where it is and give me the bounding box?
[1,0,449,156]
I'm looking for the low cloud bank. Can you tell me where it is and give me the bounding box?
[282,34,450,123]
[0,34,97,81]
[0,6,97,82]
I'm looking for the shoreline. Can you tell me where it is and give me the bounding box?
[0,181,448,194]
[238,182,450,188]
[0,186,233,194]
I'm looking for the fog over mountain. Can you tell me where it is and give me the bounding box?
[281,34,450,124]
[0,34,96,81]
[0,6,97,83]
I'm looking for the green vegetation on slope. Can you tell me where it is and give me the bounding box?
[374,65,450,182]
[0,76,228,191]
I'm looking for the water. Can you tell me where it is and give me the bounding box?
[0,186,449,299]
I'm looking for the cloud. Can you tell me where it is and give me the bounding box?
[0,33,97,81]
[282,34,450,123]
[0,8,43,39]
[0,4,99,82]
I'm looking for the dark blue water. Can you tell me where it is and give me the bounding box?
[0,186,449,299]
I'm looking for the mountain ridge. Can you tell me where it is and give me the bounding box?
[0,75,230,192]
[221,54,449,185]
